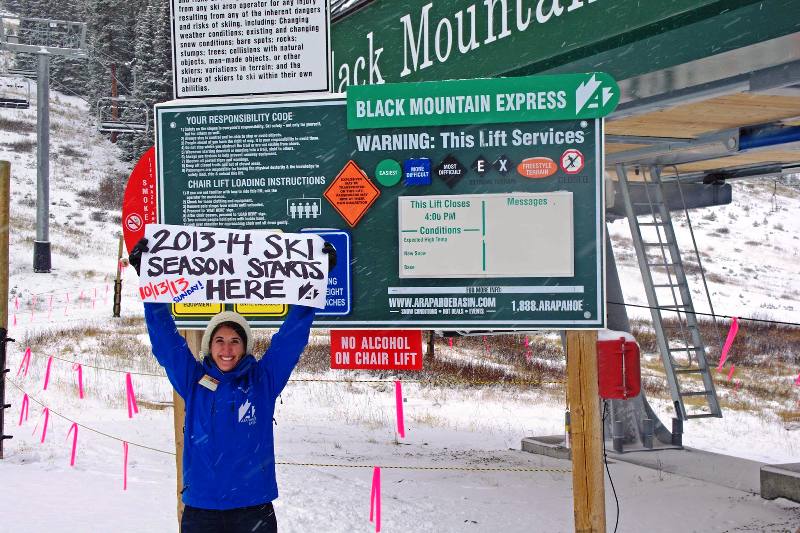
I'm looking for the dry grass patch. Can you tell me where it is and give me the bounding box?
[0,116,36,133]
[3,139,36,153]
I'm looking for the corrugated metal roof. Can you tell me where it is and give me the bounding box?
[330,0,373,21]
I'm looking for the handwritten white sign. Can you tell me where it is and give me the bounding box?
[139,224,328,308]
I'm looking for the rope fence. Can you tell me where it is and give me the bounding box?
[5,378,570,474]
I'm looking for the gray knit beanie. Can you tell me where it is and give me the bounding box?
[200,311,253,358]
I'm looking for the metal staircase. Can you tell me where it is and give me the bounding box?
[615,164,722,420]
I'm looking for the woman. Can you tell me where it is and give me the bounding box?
[129,238,335,533]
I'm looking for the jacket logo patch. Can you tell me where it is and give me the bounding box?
[238,399,257,426]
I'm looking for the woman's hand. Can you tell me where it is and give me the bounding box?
[322,241,337,270]
[128,238,149,276]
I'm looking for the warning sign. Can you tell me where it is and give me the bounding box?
[324,160,380,227]
[172,303,223,316]
[560,149,585,174]
[330,330,423,370]
[121,147,157,254]
[234,304,287,317]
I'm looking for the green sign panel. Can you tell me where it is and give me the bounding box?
[330,0,770,87]
[347,73,619,128]
[155,77,605,329]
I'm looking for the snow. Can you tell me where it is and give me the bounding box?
[607,183,800,324]
[0,78,799,531]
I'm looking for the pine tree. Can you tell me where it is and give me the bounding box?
[117,0,173,162]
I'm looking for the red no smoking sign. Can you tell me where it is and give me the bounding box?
[121,147,157,254]
[330,330,424,370]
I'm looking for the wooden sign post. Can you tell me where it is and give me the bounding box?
[174,329,201,526]
[566,330,606,532]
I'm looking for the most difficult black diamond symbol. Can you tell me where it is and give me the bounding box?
[435,154,466,188]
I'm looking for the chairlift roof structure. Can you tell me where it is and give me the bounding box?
[0,15,87,57]
[330,0,800,183]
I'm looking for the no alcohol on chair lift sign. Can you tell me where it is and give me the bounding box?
[155,72,619,329]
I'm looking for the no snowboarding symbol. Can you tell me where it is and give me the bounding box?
[560,149,584,174]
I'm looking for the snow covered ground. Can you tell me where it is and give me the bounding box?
[0,78,799,531]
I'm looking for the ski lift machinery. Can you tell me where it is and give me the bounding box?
[97,96,149,134]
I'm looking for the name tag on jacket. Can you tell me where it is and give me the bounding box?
[199,374,219,391]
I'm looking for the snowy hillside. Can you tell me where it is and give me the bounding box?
[0,79,798,532]
[608,179,800,324]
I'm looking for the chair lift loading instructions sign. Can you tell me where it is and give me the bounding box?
[155,73,616,328]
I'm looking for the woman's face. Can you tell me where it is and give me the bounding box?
[210,325,245,372]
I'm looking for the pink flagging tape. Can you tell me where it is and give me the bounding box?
[16,346,31,378]
[794,373,800,386]
[716,317,739,372]
[73,363,84,399]
[18,393,29,425]
[524,336,530,348]
[727,364,736,382]
[395,380,405,439]
[123,442,129,490]
[39,407,50,443]
[448,338,453,348]
[126,373,139,418]
[66,423,78,467]
[14,295,19,310]
[369,466,381,532]
[43,356,53,390]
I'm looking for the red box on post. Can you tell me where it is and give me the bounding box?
[597,331,641,400]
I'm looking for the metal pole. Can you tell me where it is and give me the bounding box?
[0,161,12,458]
[34,52,51,273]
[110,63,118,144]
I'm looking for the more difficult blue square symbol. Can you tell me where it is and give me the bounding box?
[403,158,432,186]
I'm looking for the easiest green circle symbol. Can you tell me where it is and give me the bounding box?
[375,159,402,187]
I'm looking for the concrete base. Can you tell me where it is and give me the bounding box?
[522,434,680,461]
[521,435,571,460]
[761,463,800,503]
[522,438,769,495]
[607,446,765,494]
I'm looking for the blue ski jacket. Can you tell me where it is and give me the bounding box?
[144,302,315,510]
